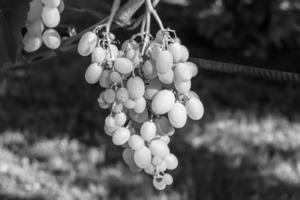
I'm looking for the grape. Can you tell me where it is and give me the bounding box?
[144,164,155,175]
[78,31,98,56]
[142,60,157,80]
[58,0,65,13]
[116,88,129,103]
[129,109,148,123]
[27,0,43,22]
[163,174,173,185]
[140,121,156,141]
[112,127,130,145]
[144,78,162,100]
[151,90,175,115]
[99,70,112,88]
[168,102,187,128]
[152,156,163,166]
[165,153,178,170]
[174,80,191,93]
[41,7,60,28]
[153,178,166,190]
[127,76,145,100]
[185,98,204,120]
[110,71,122,83]
[155,116,172,135]
[160,135,170,144]
[128,135,144,150]
[134,97,146,114]
[167,42,182,63]
[168,126,175,136]
[106,44,119,60]
[122,148,135,166]
[114,57,134,74]
[150,45,162,60]
[104,125,115,136]
[103,89,116,104]
[27,19,44,36]
[42,0,61,7]
[23,34,43,52]
[124,99,135,109]
[112,102,124,113]
[134,146,152,168]
[91,47,106,64]
[174,63,192,82]
[155,30,164,43]
[180,45,189,62]
[149,139,170,158]
[155,50,174,74]
[42,29,61,49]
[84,63,103,84]
[158,70,174,85]
[114,112,127,126]
[186,61,198,77]
[157,160,167,171]
[105,116,116,128]
[187,90,200,99]
[126,48,140,64]
[98,92,109,109]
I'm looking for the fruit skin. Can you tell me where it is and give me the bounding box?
[134,146,152,168]
[91,47,106,64]
[174,62,192,82]
[151,90,175,115]
[164,153,178,170]
[112,127,131,145]
[41,7,60,28]
[168,42,182,63]
[149,139,170,158]
[142,60,157,80]
[23,34,43,52]
[114,57,134,74]
[158,70,174,85]
[185,98,204,120]
[174,80,191,93]
[168,102,187,128]
[140,121,156,141]
[127,76,145,100]
[78,31,98,56]
[42,0,61,8]
[42,29,61,49]
[85,63,103,84]
[180,45,189,62]
[155,50,174,74]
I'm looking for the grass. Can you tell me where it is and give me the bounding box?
[1,53,300,199]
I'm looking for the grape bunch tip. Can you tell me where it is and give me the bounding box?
[78,25,204,190]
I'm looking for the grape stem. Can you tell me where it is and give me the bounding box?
[146,0,164,30]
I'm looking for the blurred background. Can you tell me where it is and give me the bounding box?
[1,0,300,199]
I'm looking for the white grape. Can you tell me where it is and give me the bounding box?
[114,57,134,75]
[103,89,116,104]
[168,102,187,128]
[185,98,204,120]
[27,19,44,36]
[174,62,192,82]
[134,146,152,168]
[105,116,116,128]
[124,99,135,109]
[78,31,98,56]
[99,70,112,88]
[155,116,172,135]
[112,127,130,145]
[85,63,103,84]
[155,50,174,74]
[41,0,61,8]
[110,71,122,83]
[186,61,198,77]
[23,34,43,52]
[127,76,145,100]
[42,29,61,49]
[41,6,60,28]
[142,60,157,80]
[158,70,174,85]
[27,0,43,22]
[151,90,175,115]
[128,135,144,150]
[165,153,178,170]
[152,156,163,166]
[91,47,106,64]
[58,0,65,13]
[160,135,170,144]
[144,164,155,175]
[112,102,124,114]
[157,160,167,172]
[122,148,135,166]
[105,44,119,60]
[129,109,148,123]
[134,97,146,114]
[174,80,191,93]
[114,112,127,126]
[153,178,166,190]
[140,121,156,141]
[149,139,170,158]
[180,45,189,62]
[116,88,129,103]
[168,42,182,63]
[163,173,173,185]
[98,92,109,109]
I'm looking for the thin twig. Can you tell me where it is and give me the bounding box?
[146,0,164,30]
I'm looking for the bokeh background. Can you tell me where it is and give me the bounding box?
[1,0,300,199]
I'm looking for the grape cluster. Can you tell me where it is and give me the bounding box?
[78,28,204,190]
[23,0,64,52]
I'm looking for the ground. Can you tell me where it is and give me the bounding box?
[1,52,300,200]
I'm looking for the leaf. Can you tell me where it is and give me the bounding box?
[0,0,30,68]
